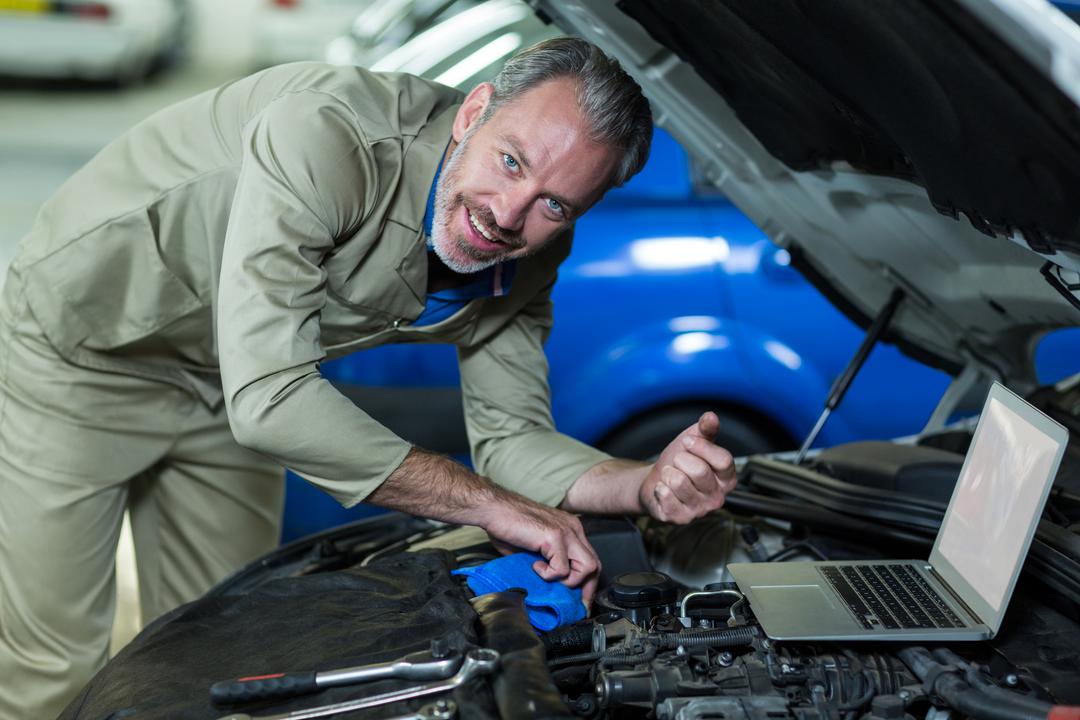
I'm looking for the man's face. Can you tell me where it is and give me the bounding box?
[431,77,621,274]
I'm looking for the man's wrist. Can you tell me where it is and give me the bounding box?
[561,458,649,515]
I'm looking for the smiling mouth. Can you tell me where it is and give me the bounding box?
[465,206,526,252]
[468,209,505,245]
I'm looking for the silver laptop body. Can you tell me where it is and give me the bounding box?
[729,382,1068,642]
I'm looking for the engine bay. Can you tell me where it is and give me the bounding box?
[197,450,1080,720]
[63,386,1080,719]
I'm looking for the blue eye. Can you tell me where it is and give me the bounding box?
[546,198,563,214]
[502,153,519,171]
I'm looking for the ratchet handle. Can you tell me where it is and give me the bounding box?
[210,670,319,705]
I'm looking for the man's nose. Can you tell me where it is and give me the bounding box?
[489,187,530,232]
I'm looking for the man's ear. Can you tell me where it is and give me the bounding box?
[453,82,494,142]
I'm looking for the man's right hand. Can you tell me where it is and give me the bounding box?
[480,496,601,607]
[368,448,601,606]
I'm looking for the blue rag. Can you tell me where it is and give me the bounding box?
[452,552,586,631]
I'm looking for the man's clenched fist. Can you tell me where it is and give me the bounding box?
[639,411,737,524]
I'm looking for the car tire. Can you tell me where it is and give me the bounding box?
[598,404,789,460]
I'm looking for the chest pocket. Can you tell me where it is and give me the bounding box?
[321,220,427,346]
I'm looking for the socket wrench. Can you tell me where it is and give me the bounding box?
[211,646,463,705]
[216,649,498,720]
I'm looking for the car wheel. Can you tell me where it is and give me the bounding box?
[598,404,790,460]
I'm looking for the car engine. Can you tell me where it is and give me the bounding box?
[66,398,1080,720]
[536,562,1068,720]
[191,437,1079,720]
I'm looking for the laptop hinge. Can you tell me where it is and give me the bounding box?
[925,564,984,626]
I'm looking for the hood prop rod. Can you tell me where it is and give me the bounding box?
[795,288,905,464]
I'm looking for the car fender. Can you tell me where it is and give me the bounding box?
[549,317,855,447]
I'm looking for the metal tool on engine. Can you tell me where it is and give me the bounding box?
[258,699,458,720]
[215,649,498,720]
[210,642,463,705]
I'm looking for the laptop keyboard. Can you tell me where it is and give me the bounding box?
[820,564,967,630]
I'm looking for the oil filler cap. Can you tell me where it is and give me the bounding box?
[609,571,679,608]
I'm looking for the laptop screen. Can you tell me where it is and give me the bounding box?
[936,394,1063,612]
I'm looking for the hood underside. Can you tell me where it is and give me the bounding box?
[535,0,1080,389]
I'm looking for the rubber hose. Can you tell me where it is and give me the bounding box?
[547,651,602,668]
[600,644,658,669]
[542,624,594,657]
[931,648,1055,715]
[472,591,575,720]
[652,625,760,649]
[897,647,1051,720]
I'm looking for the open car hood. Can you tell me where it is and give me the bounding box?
[535,0,1080,391]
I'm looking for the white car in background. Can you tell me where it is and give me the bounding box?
[323,0,470,69]
[366,0,552,85]
[0,0,188,83]
[252,0,374,68]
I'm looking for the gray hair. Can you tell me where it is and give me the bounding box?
[482,36,652,188]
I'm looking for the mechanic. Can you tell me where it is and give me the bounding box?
[0,38,737,719]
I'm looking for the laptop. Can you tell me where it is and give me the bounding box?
[728,382,1068,642]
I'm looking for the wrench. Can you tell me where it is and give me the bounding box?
[216,649,498,720]
[211,647,463,705]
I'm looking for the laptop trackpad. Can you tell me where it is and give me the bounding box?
[750,584,849,634]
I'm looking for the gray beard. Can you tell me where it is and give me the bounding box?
[429,131,504,275]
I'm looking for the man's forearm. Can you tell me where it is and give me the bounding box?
[560,458,650,515]
[366,447,510,528]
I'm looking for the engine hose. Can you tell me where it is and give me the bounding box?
[472,591,575,719]
[600,644,658,669]
[931,648,1057,715]
[833,651,876,716]
[897,647,1057,720]
[542,624,594,657]
[650,624,760,650]
[836,667,876,710]
[547,651,602,668]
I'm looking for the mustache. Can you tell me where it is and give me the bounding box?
[458,196,524,250]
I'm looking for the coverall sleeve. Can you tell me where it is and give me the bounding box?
[457,264,614,508]
[218,91,412,508]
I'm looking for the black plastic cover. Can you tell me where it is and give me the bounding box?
[609,571,680,608]
[59,551,496,720]
[812,440,965,503]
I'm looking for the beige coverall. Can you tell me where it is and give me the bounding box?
[0,62,610,719]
